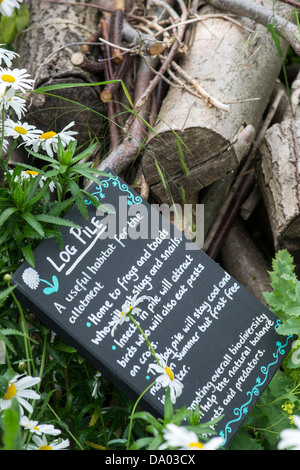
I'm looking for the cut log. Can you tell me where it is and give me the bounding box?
[219,218,271,305]
[257,95,300,269]
[142,1,294,202]
[13,0,107,147]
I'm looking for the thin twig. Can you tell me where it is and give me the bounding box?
[278,0,300,8]
[153,13,255,37]
[170,60,230,112]
[111,0,125,63]
[206,0,300,55]
[39,0,113,12]
[133,0,189,113]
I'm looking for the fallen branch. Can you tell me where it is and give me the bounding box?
[111,0,125,64]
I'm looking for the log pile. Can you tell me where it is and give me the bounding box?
[11,0,300,296]
[141,0,293,203]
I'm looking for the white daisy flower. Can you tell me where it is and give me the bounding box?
[0,86,27,119]
[20,416,61,436]
[91,372,102,399]
[110,294,149,337]
[39,175,56,192]
[159,423,224,450]
[0,0,23,16]
[27,434,70,450]
[147,354,183,404]
[278,415,300,450]
[0,373,41,415]
[0,137,9,152]
[0,67,34,93]
[29,122,78,158]
[122,294,149,316]
[4,118,42,144]
[22,267,40,290]
[0,45,19,67]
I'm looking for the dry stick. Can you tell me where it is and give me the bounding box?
[101,13,121,149]
[170,60,230,112]
[100,53,132,102]
[81,25,102,52]
[40,0,113,12]
[133,0,189,114]
[203,88,285,258]
[278,0,300,8]
[94,58,157,175]
[206,0,300,55]
[122,20,168,56]
[111,0,125,64]
[71,51,105,74]
[92,0,182,175]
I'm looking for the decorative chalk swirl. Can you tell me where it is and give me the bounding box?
[84,174,143,206]
[218,320,293,447]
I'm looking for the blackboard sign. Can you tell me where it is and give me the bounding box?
[12,170,294,448]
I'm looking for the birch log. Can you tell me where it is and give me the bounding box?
[257,82,300,269]
[13,0,107,147]
[142,0,294,202]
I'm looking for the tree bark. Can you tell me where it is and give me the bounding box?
[257,103,300,269]
[13,0,107,147]
[142,0,293,203]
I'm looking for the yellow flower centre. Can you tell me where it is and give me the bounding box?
[34,426,40,431]
[1,74,15,83]
[189,442,204,449]
[25,170,39,176]
[3,382,17,400]
[165,366,174,381]
[121,306,131,316]
[14,125,27,135]
[40,131,56,140]
[39,445,53,450]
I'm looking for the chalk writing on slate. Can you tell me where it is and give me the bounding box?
[12,170,294,448]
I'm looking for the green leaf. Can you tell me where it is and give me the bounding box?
[35,213,81,228]
[0,15,16,44]
[0,207,18,225]
[68,179,88,220]
[132,411,163,430]
[163,388,173,422]
[70,143,99,164]
[276,317,300,335]
[2,398,22,450]
[15,2,30,32]
[21,212,44,236]
[34,80,121,94]
[24,147,58,164]
[0,375,9,398]
[0,285,16,306]
[21,244,35,268]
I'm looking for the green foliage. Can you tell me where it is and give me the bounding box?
[263,250,300,336]
[0,160,79,268]
[129,389,223,450]
[229,249,300,450]
[25,137,110,219]
[1,398,22,450]
[0,2,29,44]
